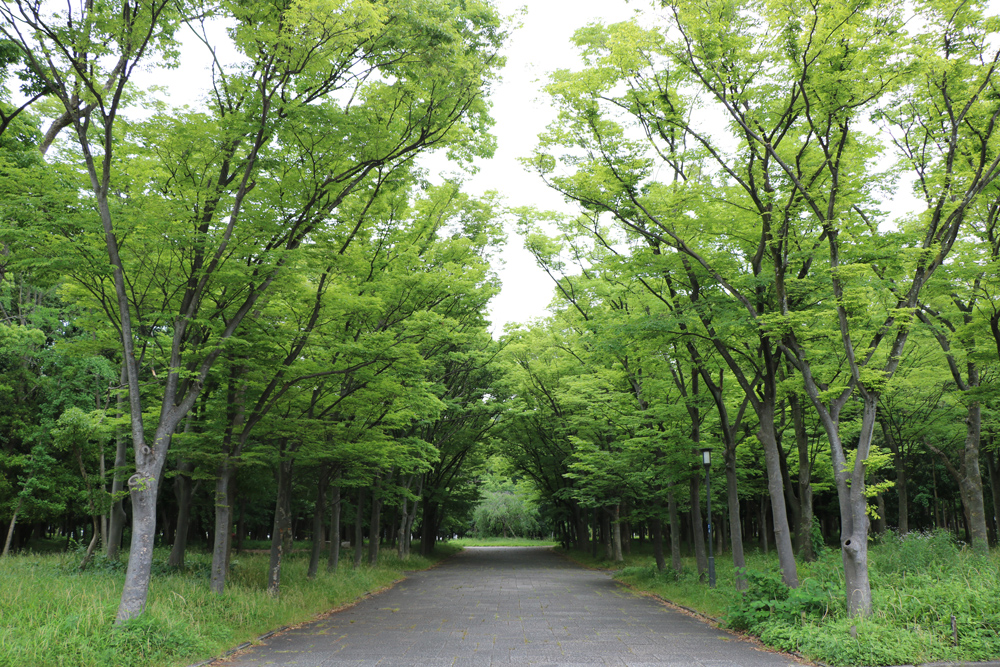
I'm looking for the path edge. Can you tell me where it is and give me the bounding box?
[185,548,462,667]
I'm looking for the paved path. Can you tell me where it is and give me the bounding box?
[217,547,804,667]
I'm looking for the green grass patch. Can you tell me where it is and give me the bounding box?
[448,536,557,547]
[0,542,458,667]
[561,531,1000,666]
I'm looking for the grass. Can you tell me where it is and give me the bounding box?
[0,541,458,667]
[448,536,558,547]
[559,531,1000,666]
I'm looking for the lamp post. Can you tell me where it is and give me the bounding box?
[701,447,716,588]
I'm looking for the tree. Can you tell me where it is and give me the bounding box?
[526,0,1000,616]
[1,0,504,620]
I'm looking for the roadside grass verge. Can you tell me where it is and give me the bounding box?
[560,531,1000,666]
[0,542,458,667]
[449,536,557,547]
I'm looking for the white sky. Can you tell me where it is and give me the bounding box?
[456,0,645,336]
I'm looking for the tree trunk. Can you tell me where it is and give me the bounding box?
[600,508,613,559]
[926,402,989,553]
[116,461,161,620]
[960,402,989,554]
[881,419,909,535]
[367,474,384,566]
[652,516,665,572]
[759,495,769,554]
[327,482,342,572]
[667,483,682,573]
[99,449,108,551]
[168,460,195,568]
[106,364,129,560]
[398,473,421,560]
[778,445,802,551]
[837,393,877,618]
[790,393,815,561]
[987,448,1000,546]
[611,503,624,562]
[873,492,887,535]
[308,467,330,579]
[210,461,234,594]
[690,475,707,580]
[354,487,367,568]
[723,445,747,589]
[236,496,246,554]
[267,454,294,597]
[573,501,587,552]
[3,496,22,557]
[224,474,235,576]
[757,403,798,587]
[397,493,410,560]
[591,508,599,558]
[79,515,100,571]
[420,497,438,557]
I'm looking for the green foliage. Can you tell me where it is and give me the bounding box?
[471,489,541,538]
[725,566,837,632]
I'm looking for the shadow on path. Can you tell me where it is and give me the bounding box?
[214,546,805,666]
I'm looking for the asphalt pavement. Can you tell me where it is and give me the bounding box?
[213,546,805,667]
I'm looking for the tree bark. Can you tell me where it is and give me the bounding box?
[723,444,747,589]
[3,496,22,557]
[987,448,1000,546]
[759,495,769,554]
[167,459,195,568]
[327,482,342,572]
[667,483,682,573]
[573,501,588,552]
[611,503,624,562]
[690,475,707,580]
[926,401,990,554]
[880,418,909,535]
[267,453,294,597]
[839,393,877,618]
[960,402,989,554]
[367,472,386,566]
[873,492,888,535]
[308,467,330,579]
[106,364,129,560]
[420,496,438,557]
[778,444,802,551]
[651,516,665,572]
[354,487,367,568]
[209,461,233,594]
[790,393,815,561]
[79,515,100,571]
[757,402,798,587]
[117,457,162,620]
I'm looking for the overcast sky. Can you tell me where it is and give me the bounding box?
[464,0,643,336]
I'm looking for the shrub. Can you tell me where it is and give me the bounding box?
[725,567,834,632]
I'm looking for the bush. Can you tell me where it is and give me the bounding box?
[725,567,835,632]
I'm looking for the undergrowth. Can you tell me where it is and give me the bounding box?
[600,530,1000,666]
[0,542,457,667]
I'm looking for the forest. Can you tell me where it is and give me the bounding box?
[0,0,999,661]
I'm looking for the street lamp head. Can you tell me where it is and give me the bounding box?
[700,447,711,469]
